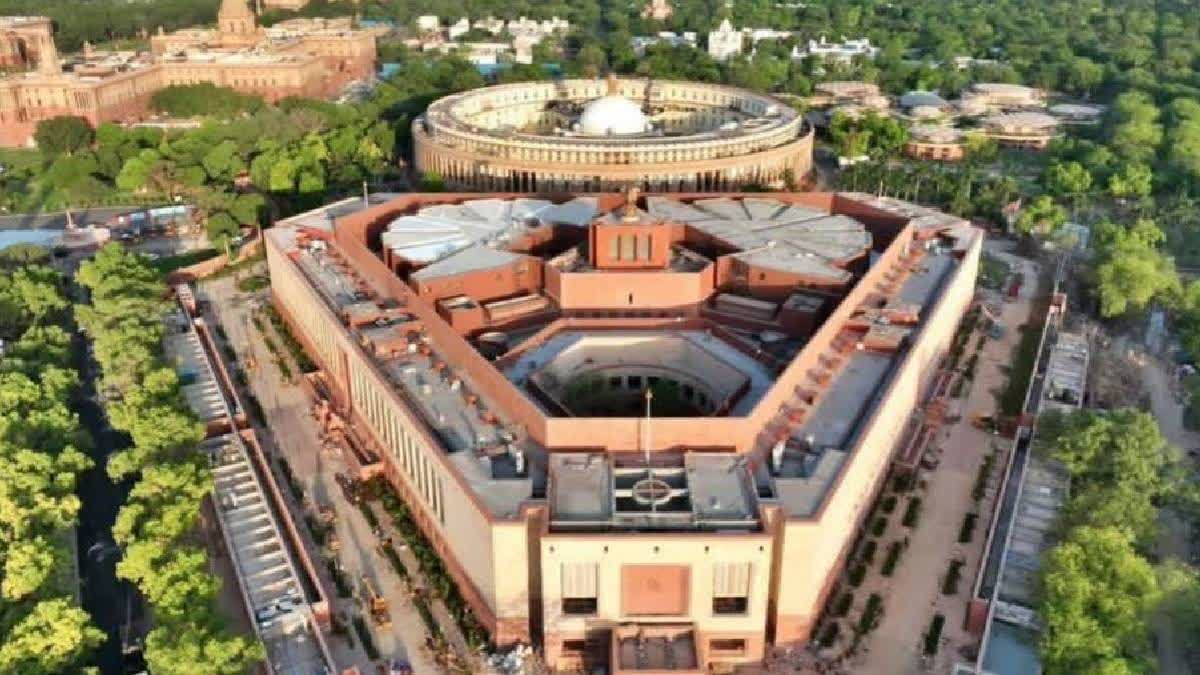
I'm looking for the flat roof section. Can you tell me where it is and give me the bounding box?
[547,453,760,531]
[206,435,331,675]
[981,621,1042,675]
[164,313,228,423]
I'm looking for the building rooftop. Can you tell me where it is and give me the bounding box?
[982,111,1059,129]
[270,190,980,530]
[899,90,948,109]
[548,453,760,531]
[645,196,870,281]
[382,197,597,268]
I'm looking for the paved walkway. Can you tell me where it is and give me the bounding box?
[1141,360,1199,675]
[200,274,442,674]
[855,254,1039,675]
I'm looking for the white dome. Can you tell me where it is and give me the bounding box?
[578,95,649,136]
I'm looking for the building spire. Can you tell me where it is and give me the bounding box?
[606,71,620,97]
[621,184,640,222]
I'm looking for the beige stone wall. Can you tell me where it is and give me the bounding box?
[773,230,983,644]
[413,79,813,192]
[266,233,530,641]
[540,533,773,666]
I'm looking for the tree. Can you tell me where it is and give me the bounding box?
[1044,161,1093,213]
[201,140,247,183]
[144,620,264,675]
[206,213,241,254]
[33,116,94,156]
[1156,560,1200,651]
[576,43,607,77]
[1165,98,1200,188]
[0,598,104,674]
[1014,195,1068,237]
[1108,92,1163,164]
[1107,163,1154,201]
[1092,219,1179,317]
[150,84,264,118]
[1039,526,1159,675]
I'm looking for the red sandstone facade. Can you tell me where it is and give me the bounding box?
[266,190,982,671]
[0,1,376,146]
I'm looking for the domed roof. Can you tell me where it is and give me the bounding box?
[578,94,649,136]
[577,76,649,136]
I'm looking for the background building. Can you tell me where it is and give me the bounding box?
[265,188,981,672]
[0,0,377,146]
[707,19,742,61]
[413,75,813,193]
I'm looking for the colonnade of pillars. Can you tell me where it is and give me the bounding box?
[419,150,796,193]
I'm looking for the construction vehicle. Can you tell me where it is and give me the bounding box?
[362,575,391,629]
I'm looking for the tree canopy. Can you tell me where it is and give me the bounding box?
[0,255,99,672]
[1090,219,1179,318]
[32,116,94,156]
[76,244,264,672]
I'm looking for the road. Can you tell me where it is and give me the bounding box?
[1140,361,1198,675]
[72,282,145,674]
[0,206,148,230]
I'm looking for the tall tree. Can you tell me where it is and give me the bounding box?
[33,116,94,156]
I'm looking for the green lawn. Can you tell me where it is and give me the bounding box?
[0,148,43,173]
[149,248,219,274]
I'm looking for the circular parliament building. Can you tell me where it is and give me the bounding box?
[413,75,814,193]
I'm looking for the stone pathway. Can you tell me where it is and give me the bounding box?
[852,254,1040,675]
[200,275,443,674]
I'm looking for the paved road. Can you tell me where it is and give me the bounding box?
[0,206,148,230]
[72,281,145,674]
[1140,361,1198,675]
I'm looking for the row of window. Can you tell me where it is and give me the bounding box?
[350,362,446,525]
[558,562,751,617]
[561,636,746,656]
[607,233,654,262]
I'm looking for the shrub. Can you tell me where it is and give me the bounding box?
[872,516,887,537]
[856,594,883,635]
[923,614,945,656]
[902,497,922,528]
[833,591,854,617]
[972,453,996,502]
[893,471,914,493]
[353,614,380,660]
[950,376,967,398]
[881,541,904,576]
[861,540,878,565]
[276,456,303,500]
[881,495,897,514]
[326,559,351,597]
[819,621,840,647]
[848,563,867,587]
[236,274,270,292]
[358,500,380,530]
[958,512,978,543]
[963,353,979,379]
[382,545,408,579]
[941,559,964,595]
